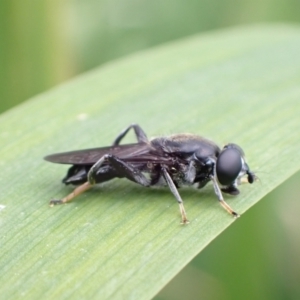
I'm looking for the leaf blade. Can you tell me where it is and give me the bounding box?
[1,24,300,299]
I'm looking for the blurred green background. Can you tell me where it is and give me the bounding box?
[1,1,300,299]
[2,0,300,113]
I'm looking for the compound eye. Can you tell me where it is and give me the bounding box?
[216,148,242,185]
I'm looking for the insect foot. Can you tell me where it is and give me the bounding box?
[49,199,63,206]
[180,218,190,225]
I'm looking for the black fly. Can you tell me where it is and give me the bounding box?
[44,124,256,224]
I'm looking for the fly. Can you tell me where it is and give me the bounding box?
[44,124,256,224]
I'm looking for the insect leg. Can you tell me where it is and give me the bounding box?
[162,167,189,224]
[112,124,148,146]
[88,154,150,186]
[50,164,126,206]
[237,172,258,185]
[50,182,92,206]
[209,175,240,218]
[221,185,240,195]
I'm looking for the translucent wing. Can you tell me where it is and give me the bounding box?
[44,143,173,165]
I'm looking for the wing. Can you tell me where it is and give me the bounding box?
[44,143,173,165]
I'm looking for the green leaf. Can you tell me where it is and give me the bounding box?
[1,24,300,299]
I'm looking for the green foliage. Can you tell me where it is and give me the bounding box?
[2,0,300,113]
[1,25,300,299]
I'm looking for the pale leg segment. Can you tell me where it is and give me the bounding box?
[162,167,189,224]
[50,182,92,206]
[210,175,240,218]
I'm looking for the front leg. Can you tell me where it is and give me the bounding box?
[221,185,240,195]
[112,124,148,146]
[209,175,239,218]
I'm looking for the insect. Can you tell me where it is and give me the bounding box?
[44,124,256,224]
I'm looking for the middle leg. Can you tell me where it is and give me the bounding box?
[161,167,189,224]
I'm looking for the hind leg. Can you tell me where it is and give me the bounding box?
[50,182,93,206]
[50,153,150,206]
[112,124,148,146]
[62,165,91,185]
[88,154,150,187]
[50,164,119,206]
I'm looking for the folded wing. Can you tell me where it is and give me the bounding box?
[44,143,173,165]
